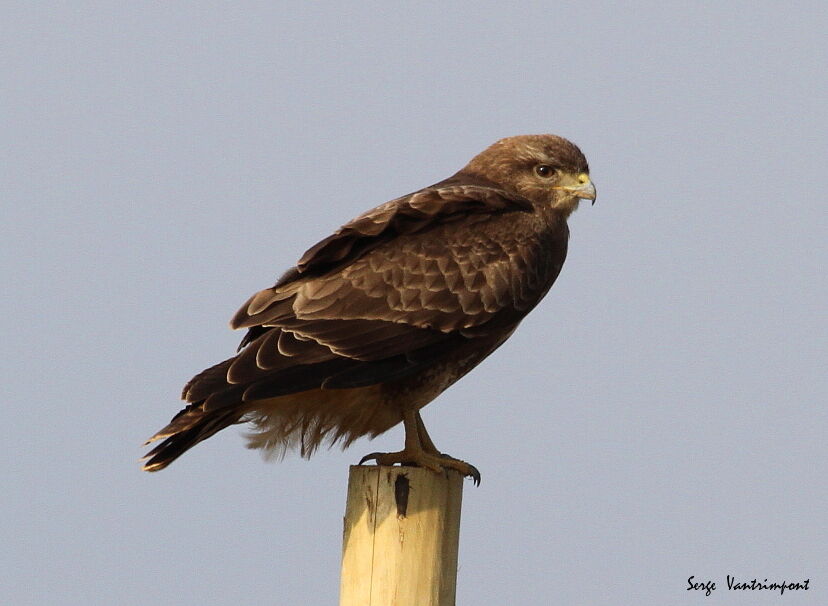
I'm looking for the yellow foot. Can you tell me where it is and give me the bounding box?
[358,449,481,485]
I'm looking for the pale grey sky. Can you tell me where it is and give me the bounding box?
[2,2,826,605]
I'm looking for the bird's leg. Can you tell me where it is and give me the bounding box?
[415,411,441,455]
[359,409,481,485]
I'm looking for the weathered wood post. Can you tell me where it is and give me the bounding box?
[339,465,464,606]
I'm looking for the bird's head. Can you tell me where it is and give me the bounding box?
[463,134,596,217]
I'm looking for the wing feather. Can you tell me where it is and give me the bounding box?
[182,178,567,420]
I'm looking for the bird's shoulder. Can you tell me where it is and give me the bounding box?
[285,173,533,283]
[229,173,567,335]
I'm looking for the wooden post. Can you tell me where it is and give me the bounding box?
[339,465,464,606]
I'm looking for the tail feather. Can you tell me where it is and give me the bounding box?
[141,408,242,472]
[142,323,450,471]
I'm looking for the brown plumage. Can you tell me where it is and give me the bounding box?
[142,134,596,482]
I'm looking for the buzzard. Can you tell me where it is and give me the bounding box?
[142,134,595,483]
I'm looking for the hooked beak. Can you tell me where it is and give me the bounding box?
[556,173,596,205]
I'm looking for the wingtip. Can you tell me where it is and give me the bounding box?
[140,445,171,471]
[142,431,169,447]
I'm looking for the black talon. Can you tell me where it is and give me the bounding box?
[468,465,481,486]
[358,452,382,465]
[438,453,481,485]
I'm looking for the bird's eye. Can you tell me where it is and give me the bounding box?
[534,165,555,178]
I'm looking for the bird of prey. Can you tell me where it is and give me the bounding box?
[142,134,596,483]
